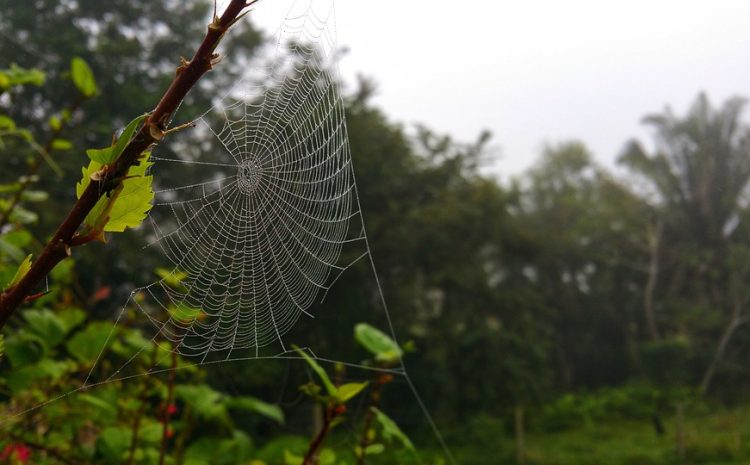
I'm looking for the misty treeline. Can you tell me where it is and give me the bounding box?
[3,0,750,457]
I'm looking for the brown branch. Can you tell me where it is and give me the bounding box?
[303,404,343,465]
[0,0,252,328]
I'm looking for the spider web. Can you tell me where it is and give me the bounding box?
[115,0,362,366]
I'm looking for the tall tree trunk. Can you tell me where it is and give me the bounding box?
[699,270,748,395]
[644,219,663,341]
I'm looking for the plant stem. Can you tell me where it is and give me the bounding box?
[0,0,253,328]
[303,405,338,465]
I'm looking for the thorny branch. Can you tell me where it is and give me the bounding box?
[0,0,255,328]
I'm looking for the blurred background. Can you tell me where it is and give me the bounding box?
[2,0,750,464]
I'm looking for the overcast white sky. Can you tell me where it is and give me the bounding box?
[247,0,750,178]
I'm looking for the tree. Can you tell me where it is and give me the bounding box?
[620,93,750,394]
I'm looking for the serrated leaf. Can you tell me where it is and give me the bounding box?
[354,323,403,364]
[71,57,97,97]
[337,382,368,402]
[293,345,337,398]
[77,152,154,233]
[6,254,31,289]
[51,138,73,151]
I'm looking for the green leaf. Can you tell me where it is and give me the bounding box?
[284,450,303,465]
[336,382,368,402]
[226,395,285,425]
[364,443,385,455]
[371,407,415,452]
[156,267,188,290]
[49,115,61,131]
[318,449,336,465]
[66,322,115,363]
[113,113,147,159]
[8,205,38,224]
[21,190,48,202]
[77,151,154,232]
[23,309,66,348]
[168,303,203,323]
[354,323,403,364]
[71,57,97,97]
[4,332,45,367]
[175,384,228,421]
[293,345,338,398]
[57,308,86,333]
[0,182,22,193]
[6,254,31,289]
[51,138,73,151]
[0,230,32,261]
[96,426,132,462]
[85,112,146,165]
[0,115,15,130]
[0,65,45,88]
[85,147,114,164]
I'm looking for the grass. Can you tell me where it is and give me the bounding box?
[444,405,750,465]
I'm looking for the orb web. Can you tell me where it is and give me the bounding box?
[127,0,359,361]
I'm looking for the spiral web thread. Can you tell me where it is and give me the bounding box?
[7,2,456,462]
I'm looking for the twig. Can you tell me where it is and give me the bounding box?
[0,0,252,328]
